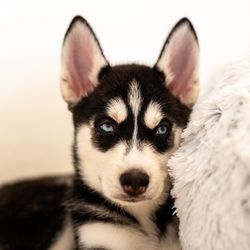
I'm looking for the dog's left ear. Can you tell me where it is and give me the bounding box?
[155,18,199,107]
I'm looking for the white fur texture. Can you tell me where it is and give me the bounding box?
[79,221,180,250]
[144,101,163,129]
[129,80,142,143]
[77,125,172,205]
[107,98,128,123]
[169,58,250,250]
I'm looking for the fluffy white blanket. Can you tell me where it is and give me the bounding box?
[169,58,250,250]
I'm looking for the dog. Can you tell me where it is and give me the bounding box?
[0,16,199,250]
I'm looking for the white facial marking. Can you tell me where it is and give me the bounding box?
[128,80,142,143]
[129,80,142,116]
[144,101,163,129]
[106,98,128,123]
[122,144,171,199]
[76,124,172,205]
[77,125,127,194]
[76,125,182,249]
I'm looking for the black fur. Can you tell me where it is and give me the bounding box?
[68,179,138,227]
[71,64,190,154]
[69,63,190,245]
[154,195,177,237]
[0,176,72,250]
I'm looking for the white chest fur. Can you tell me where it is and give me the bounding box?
[78,222,180,250]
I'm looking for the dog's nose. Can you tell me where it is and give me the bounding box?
[120,170,149,196]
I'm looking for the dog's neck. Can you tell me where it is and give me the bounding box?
[69,176,175,237]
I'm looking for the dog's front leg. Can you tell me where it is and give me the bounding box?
[77,222,155,250]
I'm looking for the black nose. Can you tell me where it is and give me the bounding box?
[120,169,149,196]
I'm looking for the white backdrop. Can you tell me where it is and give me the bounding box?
[1,0,250,183]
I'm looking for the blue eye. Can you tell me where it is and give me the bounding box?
[156,125,168,135]
[100,122,114,133]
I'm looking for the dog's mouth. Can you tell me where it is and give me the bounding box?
[114,194,152,203]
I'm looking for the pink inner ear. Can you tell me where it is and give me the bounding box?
[157,22,200,106]
[61,19,108,104]
[67,37,95,101]
[168,41,197,100]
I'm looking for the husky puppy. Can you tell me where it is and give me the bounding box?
[0,16,199,250]
[61,16,199,250]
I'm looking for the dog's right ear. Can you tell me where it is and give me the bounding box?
[60,16,109,106]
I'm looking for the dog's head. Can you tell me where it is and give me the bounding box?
[60,16,199,206]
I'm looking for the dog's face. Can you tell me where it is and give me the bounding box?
[60,16,199,206]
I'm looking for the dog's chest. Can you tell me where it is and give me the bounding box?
[78,221,180,250]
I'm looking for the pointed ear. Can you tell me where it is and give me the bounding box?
[60,16,109,106]
[155,18,199,107]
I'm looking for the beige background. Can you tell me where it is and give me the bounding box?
[1,0,250,184]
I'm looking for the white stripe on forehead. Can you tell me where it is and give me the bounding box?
[144,101,163,129]
[106,98,128,123]
[128,80,142,143]
[128,80,142,117]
